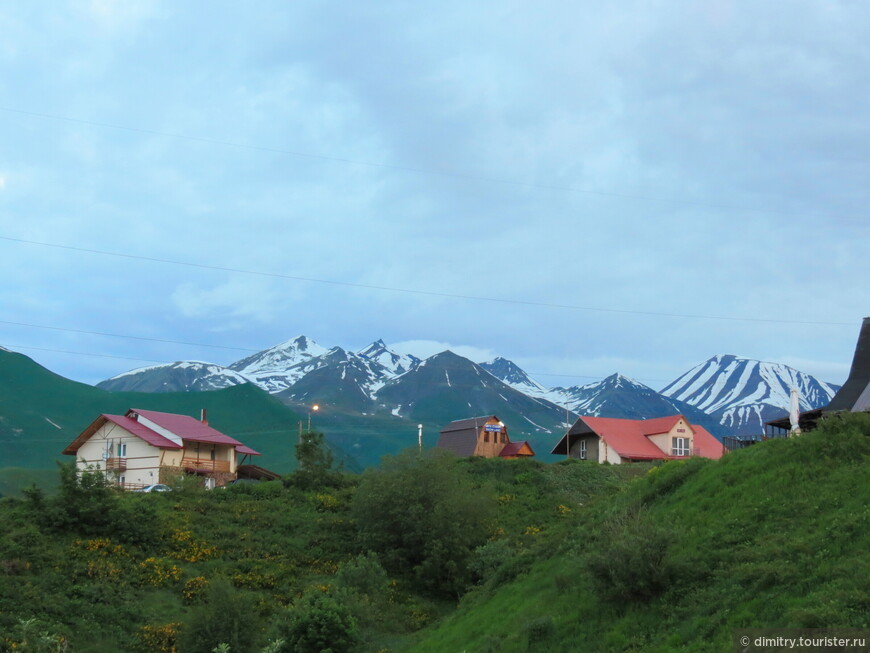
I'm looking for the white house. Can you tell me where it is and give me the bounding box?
[62,408,260,489]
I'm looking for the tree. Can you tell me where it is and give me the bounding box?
[290,431,340,490]
[351,449,495,596]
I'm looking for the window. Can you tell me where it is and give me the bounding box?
[484,432,489,443]
[579,439,587,460]
[672,437,690,457]
[119,475,126,486]
[117,442,127,457]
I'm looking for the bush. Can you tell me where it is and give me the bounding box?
[275,592,360,653]
[351,450,496,597]
[25,463,157,544]
[587,508,680,603]
[177,578,262,653]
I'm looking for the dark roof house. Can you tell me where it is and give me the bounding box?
[436,415,534,459]
[765,317,870,435]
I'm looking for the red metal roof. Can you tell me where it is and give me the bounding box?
[131,409,246,447]
[579,415,724,461]
[64,409,261,457]
[104,414,183,449]
[498,441,534,457]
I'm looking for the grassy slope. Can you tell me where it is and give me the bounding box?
[406,414,870,653]
[0,349,458,481]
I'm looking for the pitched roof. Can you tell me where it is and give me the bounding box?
[554,414,724,461]
[499,441,534,457]
[62,413,183,455]
[63,409,260,456]
[440,415,500,433]
[826,317,870,413]
[131,408,258,453]
[436,430,479,457]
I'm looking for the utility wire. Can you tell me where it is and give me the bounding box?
[0,319,260,353]
[0,235,854,326]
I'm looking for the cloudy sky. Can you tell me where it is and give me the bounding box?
[0,1,867,390]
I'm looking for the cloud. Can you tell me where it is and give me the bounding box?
[389,339,497,364]
[171,278,283,324]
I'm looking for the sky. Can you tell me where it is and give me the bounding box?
[0,1,867,391]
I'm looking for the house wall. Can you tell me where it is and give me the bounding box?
[472,418,509,458]
[180,442,238,473]
[647,419,695,457]
[75,422,162,488]
[568,435,601,462]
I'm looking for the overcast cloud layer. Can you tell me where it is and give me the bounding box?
[0,1,867,391]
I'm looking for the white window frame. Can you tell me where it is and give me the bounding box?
[117,442,127,457]
[672,436,690,457]
[579,439,587,460]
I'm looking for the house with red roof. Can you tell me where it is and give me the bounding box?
[62,408,261,489]
[550,414,725,464]
[436,415,535,459]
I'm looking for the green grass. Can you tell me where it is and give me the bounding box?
[0,414,867,652]
[404,413,870,652]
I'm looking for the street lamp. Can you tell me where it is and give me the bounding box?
[308,404,320,432]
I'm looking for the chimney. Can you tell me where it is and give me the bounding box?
[200,408,208,425]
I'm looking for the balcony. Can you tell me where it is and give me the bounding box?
[181,457,231,474]
[106,457,127,471]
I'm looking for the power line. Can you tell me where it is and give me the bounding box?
[0,235,854,326]
[0,319,259,353]
[2,344,166,364]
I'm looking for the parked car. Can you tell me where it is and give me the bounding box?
[134,483,172,493]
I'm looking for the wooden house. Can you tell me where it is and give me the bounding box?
[436,415,535,459]
[551,414,724,464]
[62,408,260,489]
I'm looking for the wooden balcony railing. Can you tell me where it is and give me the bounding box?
[181,458,231,473]
[107,457,127,471]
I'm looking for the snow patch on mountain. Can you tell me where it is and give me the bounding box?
[228,335,329,393]
[660,354,839,435]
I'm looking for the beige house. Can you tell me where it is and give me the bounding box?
[551,414,725,464]
[62,408,260,489]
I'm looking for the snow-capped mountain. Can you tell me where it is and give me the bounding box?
[544,373,725,436]
[357,339,420,378]
[96,361,251,393]
[479,357,551,398]
[660,354,840,435]
[228,335,328,393]
[278,346,391,412]
[375,351,572,434]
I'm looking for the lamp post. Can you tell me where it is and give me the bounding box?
[308,404,320,432]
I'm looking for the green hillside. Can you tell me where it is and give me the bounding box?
[0,349,306,475]
[0,414,866,651]
[405,414,870,652]
[0,349,436,487]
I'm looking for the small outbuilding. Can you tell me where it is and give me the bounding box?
[437,415,534,459]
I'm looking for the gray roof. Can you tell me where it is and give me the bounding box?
[827,317,870,412]
[440,415,499,433]
[437,415,504,457]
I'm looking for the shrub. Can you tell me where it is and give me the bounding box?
[351,449,495,597]
[587,508,680,603]
[177,578,262,653]
[275,592,360,653]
